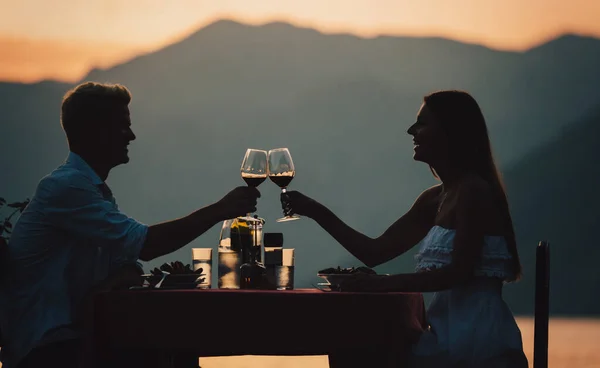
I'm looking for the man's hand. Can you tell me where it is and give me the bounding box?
[215,186,261,220]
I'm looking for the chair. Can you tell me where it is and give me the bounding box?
[534,241,550,368]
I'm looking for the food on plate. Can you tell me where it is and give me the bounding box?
[145,261,205,288]
[150,261,203,276]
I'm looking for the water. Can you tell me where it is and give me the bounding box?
[218,250,241,289]
[196,317,600,368]
[276,265,294,290]
[192,260,212,289]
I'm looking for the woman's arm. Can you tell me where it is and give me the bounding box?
[341,176,490,292]
[285,185,441,267]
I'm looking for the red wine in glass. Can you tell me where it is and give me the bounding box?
[240,149,268,222]
[242,174,267,188]
[268,148,300,222]
[269,174,293,188]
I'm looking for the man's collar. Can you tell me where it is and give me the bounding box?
[65,151,104,186]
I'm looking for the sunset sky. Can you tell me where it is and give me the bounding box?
[2,0,600,83]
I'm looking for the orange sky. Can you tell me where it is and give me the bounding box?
[2,0,600,83]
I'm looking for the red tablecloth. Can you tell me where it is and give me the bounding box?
[91,288,426,366]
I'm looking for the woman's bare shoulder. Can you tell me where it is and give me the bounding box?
[419,183,444,200]
[410,184,444,222]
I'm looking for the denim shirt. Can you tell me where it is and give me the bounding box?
[0,152,148,368]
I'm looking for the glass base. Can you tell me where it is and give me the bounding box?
[276,215,301,223]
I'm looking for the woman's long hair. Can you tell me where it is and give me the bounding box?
[424,90,522,282]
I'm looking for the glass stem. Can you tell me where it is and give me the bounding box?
[281,188,289,216]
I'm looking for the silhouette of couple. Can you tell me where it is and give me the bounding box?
[1,82,528,368]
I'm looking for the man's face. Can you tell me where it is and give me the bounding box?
[96,104,136,167]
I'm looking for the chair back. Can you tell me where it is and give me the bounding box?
[534,241,550,368]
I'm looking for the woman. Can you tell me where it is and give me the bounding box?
[283,90,528,367]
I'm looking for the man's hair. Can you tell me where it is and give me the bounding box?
[60,82,131,144]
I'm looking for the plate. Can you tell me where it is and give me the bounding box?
[317,272,389,291]
[317,273,355,287]
[313,282,337,292]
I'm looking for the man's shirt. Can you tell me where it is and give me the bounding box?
[0,152,148,367]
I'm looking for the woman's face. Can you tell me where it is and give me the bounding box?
[407,103,449,165]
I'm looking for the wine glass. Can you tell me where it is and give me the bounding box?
[240,148,268,222]
[268,148,300,222]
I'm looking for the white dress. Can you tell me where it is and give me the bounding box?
[408,225,528,368]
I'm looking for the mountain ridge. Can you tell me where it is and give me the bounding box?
[5,20,600,86]
[1,18,600,315]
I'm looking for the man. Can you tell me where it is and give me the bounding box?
[0,82,260,368]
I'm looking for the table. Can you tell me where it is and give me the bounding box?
[90,288,426,368]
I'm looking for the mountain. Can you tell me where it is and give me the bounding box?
[0,81,72,191]
[501,104,600,315]
[1,20,600,315]
[81,21,600,165]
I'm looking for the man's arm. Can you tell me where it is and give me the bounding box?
[139,203,221,261]
[140,186,260,261]
[44,174,259,262]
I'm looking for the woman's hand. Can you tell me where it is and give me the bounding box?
[338,273,391,292]
[281,190,323,218]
